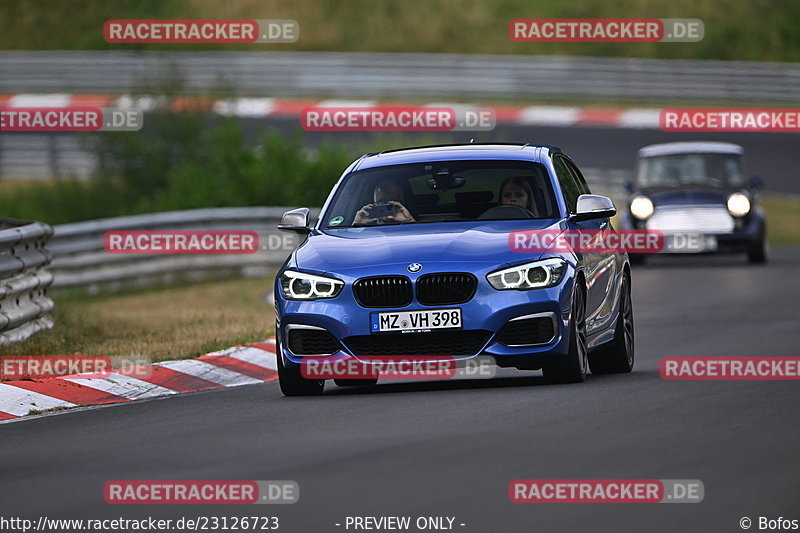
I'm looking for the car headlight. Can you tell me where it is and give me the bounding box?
[280,270,344,300]
[487,258,567,290]
[630,196,654,220]
[727,192,751,217]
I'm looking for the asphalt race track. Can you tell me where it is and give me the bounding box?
[2,249,800,532]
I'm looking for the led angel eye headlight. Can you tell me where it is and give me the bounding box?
[487,258,567,290]
[280,270,344,300]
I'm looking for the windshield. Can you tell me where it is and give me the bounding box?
[637,153,745,189]
[320,160,558,228]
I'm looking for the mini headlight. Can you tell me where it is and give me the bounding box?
[280,270,344,300]
[487,258,567,290]
[630,196,654,220]
[727,192,751,217]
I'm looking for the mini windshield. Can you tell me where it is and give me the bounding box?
[637,153,745,189]
[321,160,558,228]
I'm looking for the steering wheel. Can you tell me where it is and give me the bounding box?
[478,204,535,220]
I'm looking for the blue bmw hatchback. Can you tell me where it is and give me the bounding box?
[274,143,634,395]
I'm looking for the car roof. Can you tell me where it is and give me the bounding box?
[354,143,562,170]
[638,142,744,158]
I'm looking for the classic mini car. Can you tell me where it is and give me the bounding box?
[274,143,634,395]
[621,142,767,263]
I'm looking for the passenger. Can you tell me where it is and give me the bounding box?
[499,177,537,215]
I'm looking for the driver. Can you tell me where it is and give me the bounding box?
[499,177,537,215]
[353,179,416,225]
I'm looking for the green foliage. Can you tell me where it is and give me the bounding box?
[0,110,354,224]
[1,0,799,61]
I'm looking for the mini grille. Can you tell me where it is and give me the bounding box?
[646,205,734,234]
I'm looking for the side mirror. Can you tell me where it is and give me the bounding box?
[749,175,764,190]
[572,194,617,222]
[278,208,311,234]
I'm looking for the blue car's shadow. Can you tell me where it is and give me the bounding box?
[317,368,658,396]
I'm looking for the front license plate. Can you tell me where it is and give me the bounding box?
[371,308,462,333]
[663,233,718,253]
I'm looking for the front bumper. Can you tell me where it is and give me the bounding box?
[275,268,576,370]
[620,208,765,255]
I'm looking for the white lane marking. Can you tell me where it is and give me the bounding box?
[518,106,579,126]
[64,373,177,400]
[111,94,161,112]
[9,94,71,107]
[0,383,76,417]
[157,359,263,386]
[424,102,479,113]
[315,100,377,107]
[224,346,278,371]
[213,97,276,117]
[618,108,662,129]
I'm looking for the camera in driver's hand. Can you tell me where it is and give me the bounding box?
[369,203,396,219]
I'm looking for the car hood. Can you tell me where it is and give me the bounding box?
[292,219,565,274]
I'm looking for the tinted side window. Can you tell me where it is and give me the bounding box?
[553,156,581,213]
[564,158,591,195]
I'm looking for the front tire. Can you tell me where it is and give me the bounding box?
[629,254,647,266]
[276,333,325,396]
[589,274,634,374]
[543,282,588,384]
[747,238,767,264]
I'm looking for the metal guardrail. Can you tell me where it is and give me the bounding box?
[0,134,92,180]
[2,51,799,102]
[48,207,320,290]
[0,220,55,345]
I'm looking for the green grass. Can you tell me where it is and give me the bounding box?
[762,194,800,246]
[0,125,446,225]
[28,405,80,416]
[1,0,799,61]
[0,277,276,363]
[0,122,355,225]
